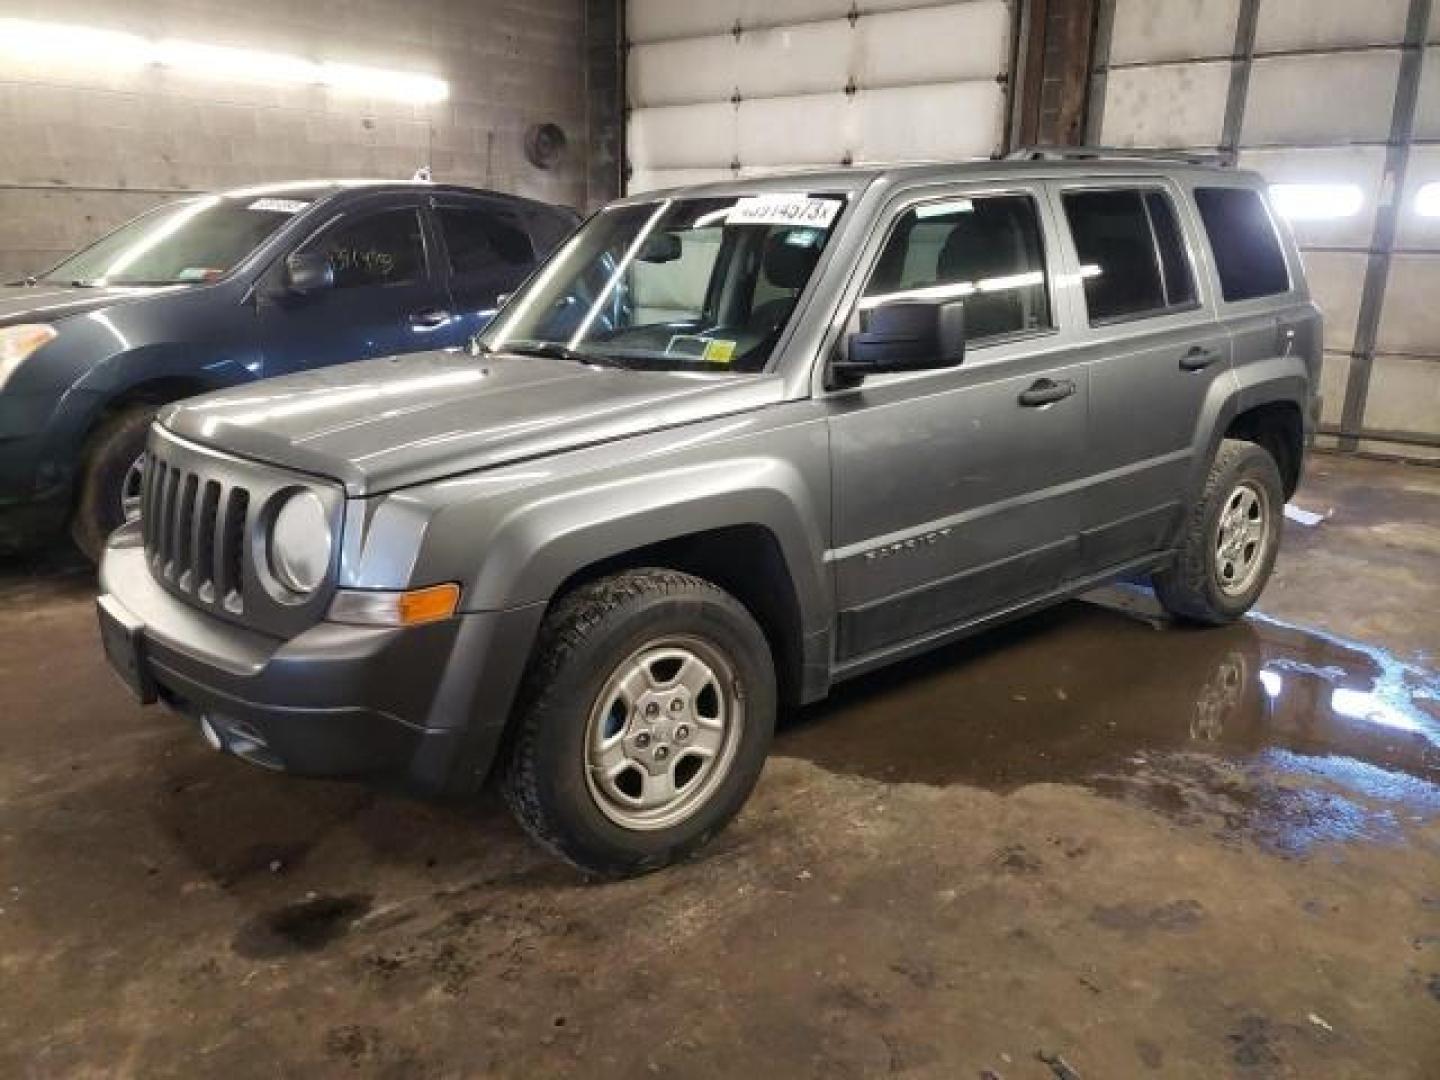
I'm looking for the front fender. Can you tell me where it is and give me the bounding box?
[343,408,835,638]
[479,457,828,621]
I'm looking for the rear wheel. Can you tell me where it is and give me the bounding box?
[1153,438,1284,624]
[502,569,776,878]
[71,403,156,563]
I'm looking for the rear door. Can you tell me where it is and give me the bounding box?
[1048,178,1232,572]
[431,196,538,342]
[257,194,451,373]
[824,183,1092,667]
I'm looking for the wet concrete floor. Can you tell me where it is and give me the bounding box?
[1,451,1438,1077]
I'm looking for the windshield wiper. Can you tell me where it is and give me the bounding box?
[501,340,613,366]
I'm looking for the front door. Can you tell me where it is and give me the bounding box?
[257,197,452,375]
[825,186,1091,667]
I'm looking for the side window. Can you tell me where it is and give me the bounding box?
[862,194,1052,343]
[437,205,533,276]
[1193,186,1290,302]
[526,208,579,257]
[1059,191,1156,321]
[302,208,426,289]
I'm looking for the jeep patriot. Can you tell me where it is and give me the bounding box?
[97,153,1320,876]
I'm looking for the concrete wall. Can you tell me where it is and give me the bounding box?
[0,0,592,281]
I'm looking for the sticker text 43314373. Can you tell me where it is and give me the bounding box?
[726,194,841,229]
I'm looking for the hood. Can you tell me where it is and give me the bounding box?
[0,282,181,328]
[160,350,785,495]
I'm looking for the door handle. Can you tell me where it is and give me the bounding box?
[410,308,451,329]
[1180,345,1220,371]
[1018,377,1077,408]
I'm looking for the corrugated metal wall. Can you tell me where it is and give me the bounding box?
[1092,0,1440,459]
[624,0,1015,193]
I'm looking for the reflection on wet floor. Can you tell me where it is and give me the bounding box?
[777,585,1440,853]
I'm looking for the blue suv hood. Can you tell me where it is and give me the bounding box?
[0,283,182,327]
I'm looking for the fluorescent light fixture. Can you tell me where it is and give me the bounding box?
[0,18,447,104]
[1416,182,1440,218]
[0,18,152,67]
[1268,183,1363,221]
[153,39,319,86]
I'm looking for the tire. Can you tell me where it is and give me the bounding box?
[502,568,776,878]
[71,403,157,563]
[1153,438,1284,625]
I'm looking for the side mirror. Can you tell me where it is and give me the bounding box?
[283,251,334,295]
[833,299,966,384]
[637,231,683,263]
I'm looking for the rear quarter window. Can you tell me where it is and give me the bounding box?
[1193,187,1290,302]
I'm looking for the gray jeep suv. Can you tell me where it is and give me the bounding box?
[97,152,1320,877]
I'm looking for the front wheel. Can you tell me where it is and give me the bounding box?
[1153,438,1284,624]
[502,569,776,878]
[71,403,157,562]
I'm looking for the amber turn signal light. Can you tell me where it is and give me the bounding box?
[327,583,461,627]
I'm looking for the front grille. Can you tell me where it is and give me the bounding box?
[140,454,251,614]
[138,424,345,638]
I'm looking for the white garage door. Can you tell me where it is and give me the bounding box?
[1092,0,1440,460]
[626,0,1014,194]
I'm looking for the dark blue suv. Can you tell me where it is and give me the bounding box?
[0,180,578,558]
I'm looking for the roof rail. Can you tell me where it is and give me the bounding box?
[1006,145,1234,166]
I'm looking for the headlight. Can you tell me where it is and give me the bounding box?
[269,490,332,594]
[0,323,58,390]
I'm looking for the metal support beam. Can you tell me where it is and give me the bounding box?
[1219,0,1261,160]
[1083,0,1115,143]
[583,0,626,207]
[1013,0,1100,149]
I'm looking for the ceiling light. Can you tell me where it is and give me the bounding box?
[0,19,152,67]
[1416,182,1440,218]
[1268,183,1363,221]
[0,18,447,104]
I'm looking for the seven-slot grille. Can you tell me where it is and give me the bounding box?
[140,451,250,613]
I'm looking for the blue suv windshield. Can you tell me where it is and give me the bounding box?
[44,194,313,287]
[479,193,845,374]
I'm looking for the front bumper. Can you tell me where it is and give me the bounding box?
[96,537,545,794]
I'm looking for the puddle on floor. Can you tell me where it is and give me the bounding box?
[777,585,1440,853]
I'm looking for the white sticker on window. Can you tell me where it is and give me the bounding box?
[726,194,840,228]
[247,198,308,214]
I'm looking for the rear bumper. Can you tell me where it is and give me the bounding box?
[96,535,545,794]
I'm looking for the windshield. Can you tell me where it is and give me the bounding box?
[479,193,845,373]
[44,194,313,286]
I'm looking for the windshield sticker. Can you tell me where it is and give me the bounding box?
[665,334,710,358]
[726,194,840,229]
[247,197,308,214]
[703,339,736,365]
